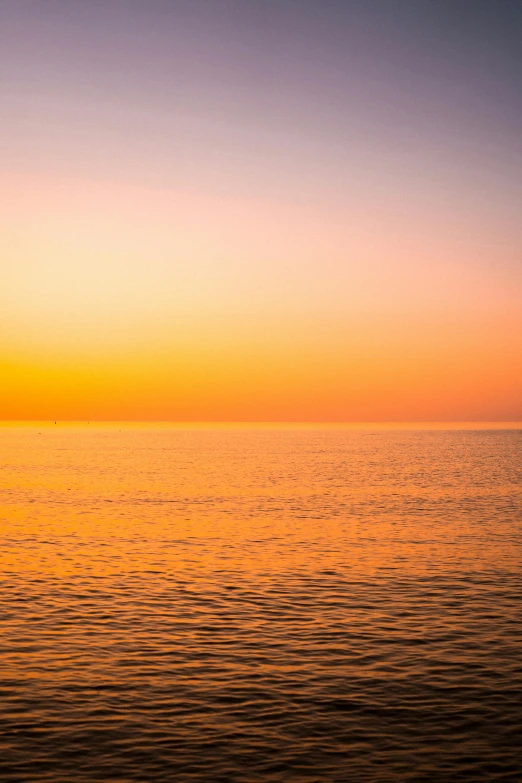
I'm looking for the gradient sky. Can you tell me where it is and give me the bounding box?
[2,0,522,421]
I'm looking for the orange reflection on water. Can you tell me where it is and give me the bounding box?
[2,424,521,582]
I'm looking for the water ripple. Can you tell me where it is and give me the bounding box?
[0,427,521,781]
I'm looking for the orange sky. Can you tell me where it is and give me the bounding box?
[2,2,522,421]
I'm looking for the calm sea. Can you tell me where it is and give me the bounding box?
[1,425,521,782]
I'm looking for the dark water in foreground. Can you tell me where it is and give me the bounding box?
[1,426,521,782]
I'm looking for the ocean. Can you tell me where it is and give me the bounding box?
[1,425,521,782]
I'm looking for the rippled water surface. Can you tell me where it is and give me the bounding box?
[1,425,521,782]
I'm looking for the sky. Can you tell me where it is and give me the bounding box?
[1,0,522,421]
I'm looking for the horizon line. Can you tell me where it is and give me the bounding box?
[2,421,522,430]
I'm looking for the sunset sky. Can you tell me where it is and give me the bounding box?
[2,0,522,421]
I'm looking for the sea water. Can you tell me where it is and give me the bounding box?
[1,425,521,782]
